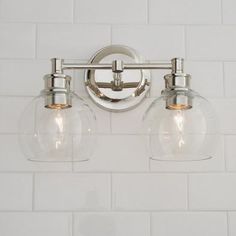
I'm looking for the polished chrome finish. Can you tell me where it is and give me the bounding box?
[111,63,123,90]
[44,73,71,93]
[124,63,172,70]
[112,60,124,73]
[84,45,151,111]
[111,72,123,91]
[164,73,191,89]
[44,92,72,109]
[171,58,184,74]
[45,47,194,112]
[111,60,124,91]
[166,93,192,110]
[62,62,172,70]
[43,73,72,109]
[95,81,140,89]
[162,58,192,110]
[164,58,191,89]
[63,63,113,70]
[51,58,63,74]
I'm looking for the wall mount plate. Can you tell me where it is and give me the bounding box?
[85,45,151,111]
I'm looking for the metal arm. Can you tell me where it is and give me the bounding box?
[50,58,184,91]
[51,58,174,74]
[45,44,189,111]
[62,62,173,71]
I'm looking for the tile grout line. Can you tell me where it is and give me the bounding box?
[187,174,190,210]
[109,112,113,134]
[2,57,236,63]
[227,211,230,236]
[146,0,150,24]
[110,173,113,210]
[223,134,228,172]
[149,212,152,236]
[183,25,187,59]
[72,160,75,172]
[220,0,224,24]
[148,156,151,172]
[0,209,233,213]
[72,0,76,24]
[110,25,113,44]
[34,24,38,59]
[1,170,236,174]
[222,62,226,97]
[71,212,75,236]
[2,20,236,26]
[32,173,35,211]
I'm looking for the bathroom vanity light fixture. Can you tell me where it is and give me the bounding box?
[18,45,219,162]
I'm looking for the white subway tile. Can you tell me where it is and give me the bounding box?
[74,213,150,236]
[224,62,236,97]
[152,212,227,236]
[0,0,233,225]
[35,173,111,211]
[112,174,187,210]
[0,0,73,23]
[0,97,32,133]
[223,0,236,24]
[149,65,169,98]
[0,60,48,96]
[0,135,72,172]
[73,60,89,98]
[112,26,185,60]
[0,23,35,59]
[229,212,236,236]
[211,99,236,134]
[0,174,32,210]
[74,135,149,172]
[185,62,224,98]
[186,26,236,60]
[111,98,153,134]
[189,174,236,210]
[0,213,72,236]
[150,136,225,172]
[37,24,111,59]
[0,59,73,96]
[225,135,236,171]
[150,0,221,24]
[75,0,147,24]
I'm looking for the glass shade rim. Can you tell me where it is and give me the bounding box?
[26,157,90,162]
[18,91,96,162]
[150,154,213,162]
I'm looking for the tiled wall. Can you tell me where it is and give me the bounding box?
[0,0,236,235]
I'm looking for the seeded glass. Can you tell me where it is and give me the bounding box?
[19,92,96,162]
[143,89,219,161]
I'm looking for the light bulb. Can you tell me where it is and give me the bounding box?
[53,111,64,149]
[143,89,219,161]
[174,111,184,132]
[19,92,96,162]
[18,73,96,162]
[174,110,185,148]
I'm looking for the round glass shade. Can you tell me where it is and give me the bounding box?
[18,92,96,162]
[143,89,219,161]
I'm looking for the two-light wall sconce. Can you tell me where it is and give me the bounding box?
[18,45,219,162]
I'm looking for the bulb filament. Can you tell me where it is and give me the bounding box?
[54,111,64,149]
[174,111,185,148]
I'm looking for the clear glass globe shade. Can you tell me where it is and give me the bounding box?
[18,92,96,162]
[143,89,219,161]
